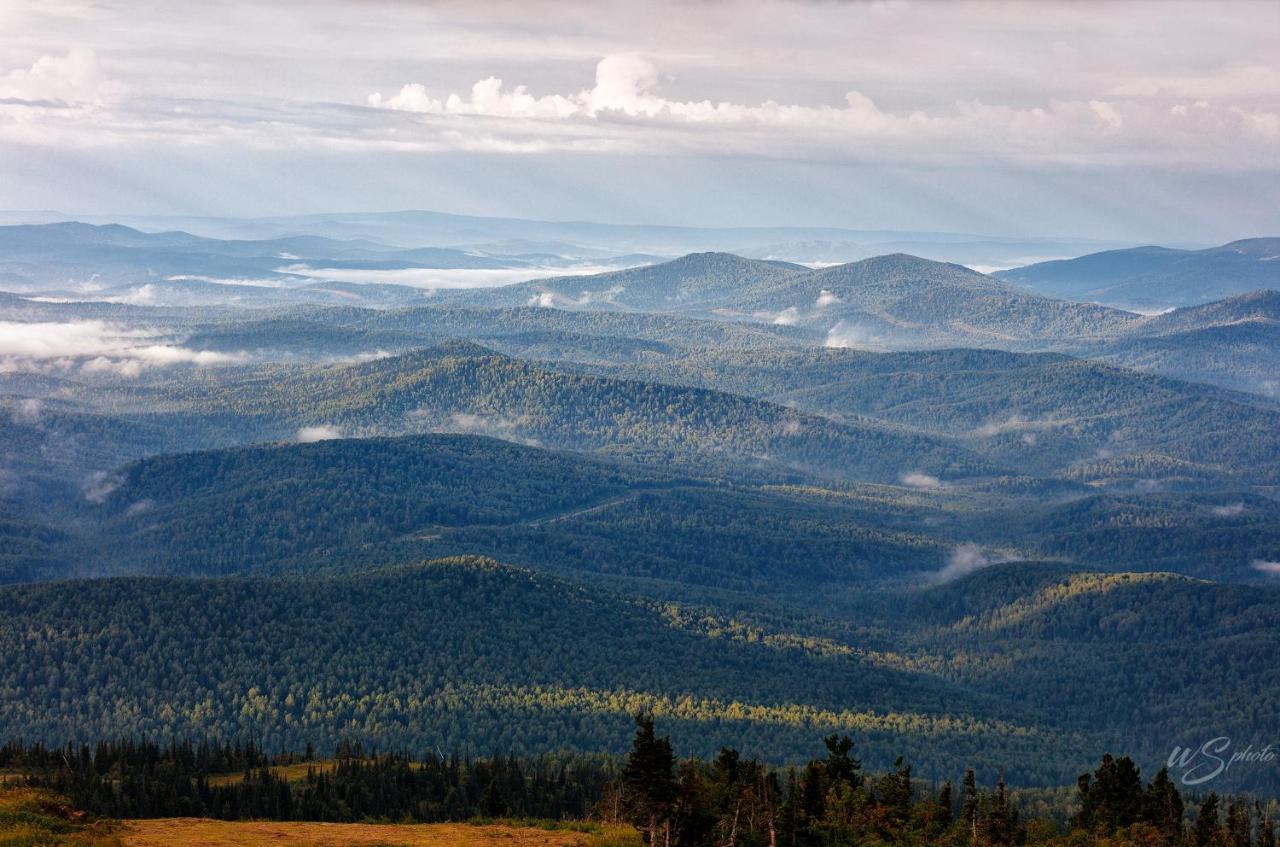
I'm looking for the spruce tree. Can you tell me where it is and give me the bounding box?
[1197,793,1222,847]
[1142,766,1185,843]
[621,713,678,845]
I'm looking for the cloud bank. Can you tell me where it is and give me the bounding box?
[0,320,245,376]
[295,425,343,443]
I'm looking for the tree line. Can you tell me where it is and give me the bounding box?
[3,718,1278,846]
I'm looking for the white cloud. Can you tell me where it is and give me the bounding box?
[362,53,1280,167]
[295,425,343,443]
[0,320,245,375]
[825,319,903,350]
[815,290,841,308]
[931,542,1014,584]
[900,471,945,490]
[0,47,122,106]
[1,1,1277,238]
[1211,502,1247,518]
[1252,560,1280,576]
[771,306,799,326]
[282,264,624,291]
[10,398,42,425]
[82,470,121,504]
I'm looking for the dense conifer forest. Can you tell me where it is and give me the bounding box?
[3,718,1277,847]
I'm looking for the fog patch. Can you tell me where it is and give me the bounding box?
[295,425,343,443]
[815,290,841,308]
[778,418,803,437]
[284,264,624,291]
[445,412,541,446]
[824,319,901,351]
[125,498,155,517]
[167,274,295,289]
[900,471,945,490]
[1251,560,1280,576]
[771,307,800,326]
[0,320,246,376]
[528,285,625,309]
[1211,502,1246,518]
[973,415,1063,438]
[10,398,42,425]
[82,471,122,504]
[931,543,1015,584]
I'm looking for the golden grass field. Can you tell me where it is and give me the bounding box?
[0,784,639,847]
[205,760,337,787]
[118,818,632,847]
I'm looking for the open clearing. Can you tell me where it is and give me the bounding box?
[120,818,610,847]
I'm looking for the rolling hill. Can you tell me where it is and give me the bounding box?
[452,252,805,312]
[557,346,1280,486]
[460,252,1143,348]
[2,557,1279,789]
[998,238,1280,310]
[155,341,994,485]
[0,556,1053,778]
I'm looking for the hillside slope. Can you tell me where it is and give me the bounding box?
[998,238,1280,309]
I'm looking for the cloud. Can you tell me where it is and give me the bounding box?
[10,398,42,425]
[82,471,121,504]
[1211,502,1247,518]
[2,2,1277,241]
[362,53,1280,167]
[295,425,343,443]
[929,543,1017,584]
[526,284,626,308]
[815,290,841,308]
[0,47,122,106]
[824,319,907,350]
[900,471,945,490]
[442,412,541,446]
[282,265,623,291]
[1252,560,1280,576]
[771,307,800,326]
[0,320,245,375]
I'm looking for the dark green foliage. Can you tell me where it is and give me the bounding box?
[93,433,672,576]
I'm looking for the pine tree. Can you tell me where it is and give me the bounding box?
[1142,766,1185,843]
[1227,799,1252,847]
[962,768,979,847]
[621,713,678,846]
[822,735,861,791]
[1197,793,1222,847]
[937,780,954,828]
[1256,806,1275,847]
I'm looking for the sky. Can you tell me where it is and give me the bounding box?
[1,0,1277,242]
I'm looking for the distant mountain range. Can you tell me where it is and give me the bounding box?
[0,209,1135,268]
[454,251,1143,346]
[998,238,1280,310]
[0,221,627,304]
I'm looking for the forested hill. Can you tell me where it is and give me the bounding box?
[554,345,1280,485]
[88,433,681,577]
[168,342,997,484]
[0,556,1046,780]
[735,253,1141,341]
[454,252,1143,345]
[998,238,1280,309]
[451,251,806,312]
[3,556,1280,790]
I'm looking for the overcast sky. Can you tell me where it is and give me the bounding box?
[1,0,1277,241]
